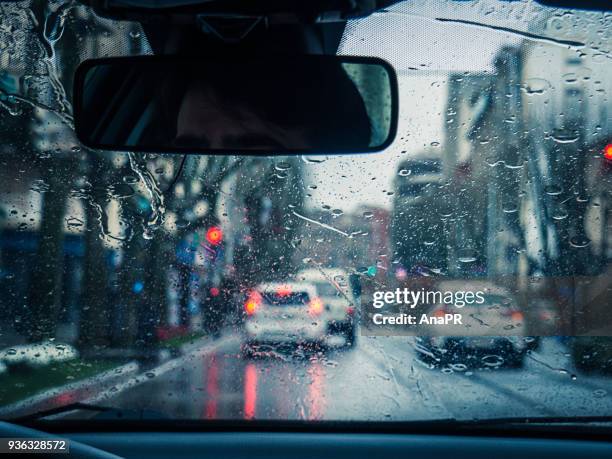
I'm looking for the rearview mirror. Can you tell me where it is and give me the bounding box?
[74,55,397,155]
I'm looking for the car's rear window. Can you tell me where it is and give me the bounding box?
[261,291,310,306]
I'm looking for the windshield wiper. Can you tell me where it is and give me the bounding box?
[10,403,112,422]
[10,402,168,423]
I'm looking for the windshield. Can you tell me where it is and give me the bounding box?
[0,0,611,424]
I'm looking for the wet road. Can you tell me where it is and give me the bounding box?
[90,334,612,421]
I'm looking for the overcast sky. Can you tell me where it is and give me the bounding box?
[303,1,523,213]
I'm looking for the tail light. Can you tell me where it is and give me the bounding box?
[245,291,262,316]
[511,311,524,323]
[604,143,612,161]
[433,306,448,318]
[346,306,355,316]
[309,297,323,316]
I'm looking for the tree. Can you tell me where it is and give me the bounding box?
[21,0,78,341]
[233,157,306,285]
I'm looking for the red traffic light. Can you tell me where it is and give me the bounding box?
[604,143,612,161]
[206,226,223,245]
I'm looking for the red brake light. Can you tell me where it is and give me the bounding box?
[309,297,323,316]
[433,308,446,318]
[511,311,524,323]
[245,291,262,316]
[604,143,612,161]
[206,226,223,245]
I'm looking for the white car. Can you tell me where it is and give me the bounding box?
[243,282,327,348]
[297,269,357,346]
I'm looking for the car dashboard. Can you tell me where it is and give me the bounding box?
[64,431,612,459]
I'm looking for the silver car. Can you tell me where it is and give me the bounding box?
[417,281,529,368]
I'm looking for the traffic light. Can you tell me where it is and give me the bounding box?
[206,226,223,246]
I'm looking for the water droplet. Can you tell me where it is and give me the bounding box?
[30,179,50,193]
[323,359,338,368]
[593,389,607,398]
[275,162,291,171]
[545,184,563,196]
[449,363,467,372]
[562,73,578,84]
[438,206,454,218]
[485,156,503,167]
[502,202,518,213]
[66,217,84,229]
[569,235,590,248]
[143,228,155,240]
[123,175,139,184]
[550,129,579,144]
[301,156,326,164]
[331,209,343,217]
[521,78,551,96]
[175,219,191,229]
[481,354,504,368]
[398,169,411,177]
[504,160,525,170]
[457,249,477,263]
[551,207,568,220]
[576,195,589,203]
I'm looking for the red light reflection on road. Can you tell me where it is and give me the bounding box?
[307,363,325,420]
[203,354,218,419]
[243,363,257,420]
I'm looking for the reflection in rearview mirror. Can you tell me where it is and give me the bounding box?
[74,56,398,155]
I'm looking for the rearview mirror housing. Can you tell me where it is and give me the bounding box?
[74,55,398,155]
